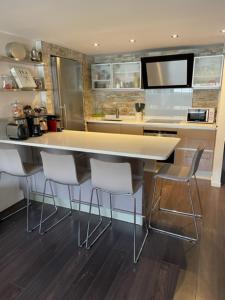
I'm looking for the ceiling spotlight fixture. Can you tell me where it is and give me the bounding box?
[93,42,100,47]
[129,39,136,43]
[171,34,179,39]
[221,29,225,33]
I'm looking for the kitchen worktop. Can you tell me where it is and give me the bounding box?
[86,116,217,130]
[0,130,180,160]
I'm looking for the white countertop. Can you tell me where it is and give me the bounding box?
[0,130,180,160]
[86,117,217,130]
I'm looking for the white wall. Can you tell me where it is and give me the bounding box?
[0,32,43,210]
[211,55,225,187]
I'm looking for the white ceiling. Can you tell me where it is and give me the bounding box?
[0,0,225,55]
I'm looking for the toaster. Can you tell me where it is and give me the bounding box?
[6,122,29,140]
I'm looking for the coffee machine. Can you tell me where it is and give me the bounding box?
[26,116,42,137]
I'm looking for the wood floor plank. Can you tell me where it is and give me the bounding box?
[0,179,224,300]
[0,282,23,300]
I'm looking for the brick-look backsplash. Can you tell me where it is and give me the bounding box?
[89,44,224,116]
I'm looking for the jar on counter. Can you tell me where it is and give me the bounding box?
[11,100,24,118]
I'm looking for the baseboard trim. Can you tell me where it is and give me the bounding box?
[32,194,143,225]
[210,180,221,188]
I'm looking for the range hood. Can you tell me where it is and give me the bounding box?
[141,53,194,89]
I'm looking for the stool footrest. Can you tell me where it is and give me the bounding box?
[149,224,198,242]
[160,207,202,218]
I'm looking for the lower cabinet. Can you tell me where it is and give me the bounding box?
[175,129,216,172]
[87,122,143,135]
[175,148,214,171]
[87,122,216,173]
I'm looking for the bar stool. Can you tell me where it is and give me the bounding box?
[0,148,42,232]
[39,151,90,246]
[86,158,149,263]
[149,147,204,242]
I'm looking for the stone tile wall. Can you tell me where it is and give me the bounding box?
[37,41,93,117]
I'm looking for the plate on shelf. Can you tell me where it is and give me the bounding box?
[5,42,27,60]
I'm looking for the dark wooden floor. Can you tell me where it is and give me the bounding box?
[0,178,224,300]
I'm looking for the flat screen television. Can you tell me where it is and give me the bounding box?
[141,53,194,89]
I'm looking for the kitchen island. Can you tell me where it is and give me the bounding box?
[0,130,179,160]
[0,130,180,223]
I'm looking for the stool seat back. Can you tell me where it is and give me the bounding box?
[90,158,133,194]
[189,148,204,178]
[40,151,79,185]
[0,149,25,176]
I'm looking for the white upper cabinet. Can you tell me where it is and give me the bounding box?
[91,62,141,90]
[91,63,111,89]
[192,55,224,89]
[112,62,141,89]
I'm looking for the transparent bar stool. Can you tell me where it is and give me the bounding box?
[0,148,42,232]
[149,147,204,242]
[86,158,149,263]
[39,151,90,246]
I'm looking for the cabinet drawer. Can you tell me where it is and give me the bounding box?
[87,122,143,135]
[175,148,214,171]
[177,129,216,150]
[120,125,143,135]
[87,123,121,134]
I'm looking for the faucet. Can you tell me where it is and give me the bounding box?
[115,107,120,119]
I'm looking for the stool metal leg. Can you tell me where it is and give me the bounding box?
[133,196,149,264]
[0,174,30,223]
[159,178,202,218]
[26,177,31,232]
[77,185,84,247]
[151,178,162,212]
[149,178,199,242]
[187,181,199,241]
[148,177,157,228]
[39,180,72,235]
[194,175,203,218]
[86,188,112,249]
[26,176,42,232]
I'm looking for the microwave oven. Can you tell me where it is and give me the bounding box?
[187,108,215,123]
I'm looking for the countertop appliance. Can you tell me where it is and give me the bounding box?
[187,108,215,123]
[26,116,42,137]
[6,119,29,140]
[141,53,194,89]
[51,56,85,131]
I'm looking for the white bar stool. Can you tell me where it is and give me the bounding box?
[0,148,42,232]
[149,147,204,242]
[86,158,149,264]
[39,151,90,246]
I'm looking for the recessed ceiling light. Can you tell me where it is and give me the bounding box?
[221,29,225,33]
[171,34,179,39]
[129,39,136,43]
[93,42,100,47]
